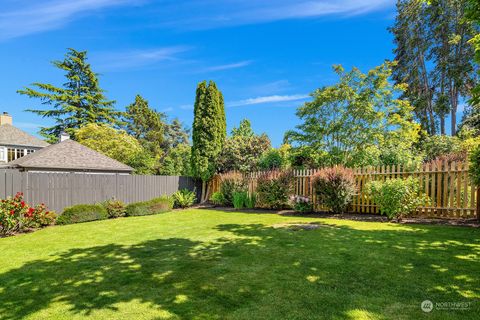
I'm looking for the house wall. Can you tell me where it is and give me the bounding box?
[0,169,201,213]
[0,145,42,163]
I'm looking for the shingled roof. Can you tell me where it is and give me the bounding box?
[0,124,49,148]
[8,139,133,173]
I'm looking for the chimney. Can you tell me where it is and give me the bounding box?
[0,112,12,126]
[59,131,70,142]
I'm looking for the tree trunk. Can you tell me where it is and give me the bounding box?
[477,188,480,223]
[451,87,458,136]
[200,180,211,203]
[440,115,445,135]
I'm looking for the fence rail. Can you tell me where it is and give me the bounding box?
[212,160,478,219]
[0,170,200,213]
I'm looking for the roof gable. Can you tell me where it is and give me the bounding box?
[9,139,133,172]
[0,124,49,148]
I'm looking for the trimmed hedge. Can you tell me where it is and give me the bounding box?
[125,196,173,216]
[57,204,108,225]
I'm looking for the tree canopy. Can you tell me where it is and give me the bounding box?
[18,48,119,143]
[390,0,477,136]
[75,123,143,166]
[285,62,421,168]
[123,95,166,157]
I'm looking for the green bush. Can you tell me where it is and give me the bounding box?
[470,145,480,187]
[210,192,225,206]
[125,196,173,217]
[367,177,426,219]
[258,149,284,170]
[256,171,295,209]
[232,191,249,209]
[312,166,356,214]
[245,192,256,209]
[102,198,126,218]
[172,189,197,208]
[219,172,247,206]
[57,204,108,225]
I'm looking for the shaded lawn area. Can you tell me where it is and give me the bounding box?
[0,209,478,320]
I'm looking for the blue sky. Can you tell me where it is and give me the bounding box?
[1,0,398,146]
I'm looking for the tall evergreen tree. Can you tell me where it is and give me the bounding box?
[461,0,480,133]
[191,80,226,200]
[164,118,189,149]
[123,94,166,156]
[17,48,118,143]
[390,0,477,136]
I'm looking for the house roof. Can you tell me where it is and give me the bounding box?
[0,124,49,148]
[8,139,133,172]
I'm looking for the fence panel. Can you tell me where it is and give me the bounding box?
[211,161,478,219]
[0,170,200,213]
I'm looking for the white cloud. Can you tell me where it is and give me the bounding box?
[199,60,252,73]
[0,0,143,40]
[160,0,394,29]
[229,94,309,107]
[179,104,193,110]
[92,46,191,71]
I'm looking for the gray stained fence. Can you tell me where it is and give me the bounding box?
[0,169,200,213]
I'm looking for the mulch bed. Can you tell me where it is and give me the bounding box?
[196,205,480,228]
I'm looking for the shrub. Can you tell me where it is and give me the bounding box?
[312,166,356,214]
[245,192,256,209]
[367,177,427,219]
[210,192,225,206]
[470,146,480,187]
[125,196,173,216]
[232,191,249,209]
[256,171,295,209]
[291,195,313,213]
[0,193,56,236]
[102,198,126,218]
[219,172,247,206]
[57,204,108,225]
[27,203,57,228]
[173,189,196,208]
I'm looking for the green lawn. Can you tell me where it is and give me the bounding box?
[0,209,478,320]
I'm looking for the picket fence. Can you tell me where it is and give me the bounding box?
[211,160,479,219]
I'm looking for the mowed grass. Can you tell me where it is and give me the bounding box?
[0,209,479,320]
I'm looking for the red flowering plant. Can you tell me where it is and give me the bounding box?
[0,192,56,237]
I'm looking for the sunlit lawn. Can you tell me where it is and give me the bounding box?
[0,209,478,320]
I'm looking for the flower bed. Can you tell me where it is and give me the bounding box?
[0,192,56,237]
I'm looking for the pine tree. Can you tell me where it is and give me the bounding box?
[123,94,166,156]
[191,80,226,200]
[164,118,189,149]
[17,48,119,143]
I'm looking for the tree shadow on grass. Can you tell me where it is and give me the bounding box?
[0,222,479,319]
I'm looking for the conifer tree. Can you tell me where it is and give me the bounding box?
[18,48,119,143]
[123,94,165,156]
[191,80,226,200]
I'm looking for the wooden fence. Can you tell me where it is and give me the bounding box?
[0,169,200,213]
[211,160,479,219]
